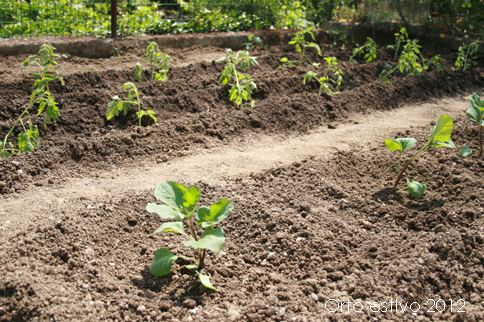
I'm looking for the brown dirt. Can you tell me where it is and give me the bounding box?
[0,41,484,322]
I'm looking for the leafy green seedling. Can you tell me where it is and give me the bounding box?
[114,48,121,57]
[350,37,377,64]
[1,44,66,158]
[460,145,473,158]
[135,42,172,84]
[106,82,157,126]
[464,94,484,155]
[280,27,321,68]
[387,27,408,60]
[387,115,456,198]
[328,30,347,47]
[146,181,234,291]
[303,57,343,95]
[381,39,442,82]
[453,42,479,71]
[218,49,258,110]
[244,34,264,51]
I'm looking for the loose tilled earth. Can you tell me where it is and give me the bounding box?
[0,37,484,322]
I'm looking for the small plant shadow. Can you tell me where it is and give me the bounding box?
[372,187,444,211]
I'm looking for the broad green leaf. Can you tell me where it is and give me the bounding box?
[385,138,416,152]
[430,138,456,150]
[466,101,483,124]
[197,199,234,228]
[184,227,225,253]
[32,73,41,79]
[280,57,288,63]
[153,222,187,236]
[147,202,183,220]
[466,94,484,110]
[407,179,426,199]
[183,186,201,212]
[154,182,188,210]
[429,115,453,143]
[150,248,178,277]
[196,271,216,291]
[460,145,473,157]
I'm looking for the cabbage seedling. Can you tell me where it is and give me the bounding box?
[146,182,234,291]
[135,42,172,84]
[465,94,484,155]
[1,44,66,158]
[387,115,456,198]
[106,82,157,126]
[218,49,258,110]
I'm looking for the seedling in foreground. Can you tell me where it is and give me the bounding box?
[350,37,377,64]
[386,115,456,198]
[303,57,343,95]
[146,181,234,291]
[135,42,172,85]
[1,44,66,158]
[280,27,321,68]
[463,94,484,156]
[106,82,157,126]
[453,42,479,71]
[218,49,258,110]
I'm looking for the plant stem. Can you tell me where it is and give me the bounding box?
[480,125,483,156]
[199,249,206,270]
[2,99,36,151]
[134,90,141,127]
[393,144,429,189]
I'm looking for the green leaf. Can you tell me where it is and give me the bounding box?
[430,138,456,150]
[429,115,453,143]
[406,179,427,199]
[466,100,483,124]
[460,145,473,158]
[153,222,187,236]
[280,57,288,63]
[154,181,188,211]
[197,199,234,228]
[186,264,199,270]
[150,248,178,277]
[385,138,416,152]
[183,186,201,212]
[196,271,216,291]
[184,227,225,253]
[146,203,182,220]
[32,73,41,79]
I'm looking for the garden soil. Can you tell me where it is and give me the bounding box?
[0,41,483,322]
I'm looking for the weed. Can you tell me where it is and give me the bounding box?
[218,49,258,110]
[244,34,264,51]
[386,115,455,198]
[146,181,234,291]
[453,41,479,71]
[303,57,343,95]
[114,48,121,57]
[350,37,377,63]
[135,42,172,85]
[1,44,66,158]
[106,82,157,126]
[463,94,484,156]
[280,27,321,68]
[380,39,442,82]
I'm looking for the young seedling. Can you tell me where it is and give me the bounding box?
[106,82,157,126]
[280,27,322,68]
[453,41,479,71]
[146,181,234,291]
[386,115,456,198]
[303,57,343,95]
[387,27,409,60]
[218,49,258,110]
[350,37,377,64]
[463,94,484,156]
[328,30,347,47]
[380,39,442,82]
[135,42,172,85]
[1,44,66,158]
[244,34,264,51]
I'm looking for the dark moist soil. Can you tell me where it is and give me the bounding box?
[1,42,484,322]
[1,116,483,322]
[1,43,484,194]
